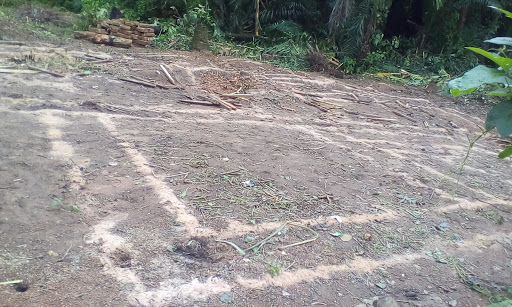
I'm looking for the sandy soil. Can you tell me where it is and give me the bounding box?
[0,40,511,307]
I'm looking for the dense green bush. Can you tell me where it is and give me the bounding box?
[3,0,512,76]
[449,6,512,158]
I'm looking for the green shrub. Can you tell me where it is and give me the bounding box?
[449,6,512,159]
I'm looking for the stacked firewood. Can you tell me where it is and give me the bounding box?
[74,18,155,48]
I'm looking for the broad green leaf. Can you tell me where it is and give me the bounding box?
[485,101,512,137]
[466,47,512,71]
[450,87,476,97]
[448,65,512,91]
[485,37,512,47]
[486,299,512,307]
[490,6,512,19]
[488,88,512,97]
[498,146,512,159]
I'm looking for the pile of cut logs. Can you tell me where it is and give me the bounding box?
[74,19,155,48]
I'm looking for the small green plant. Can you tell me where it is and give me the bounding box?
[449,7,512,159]
[267,263,280,277]
[51,196,62,207]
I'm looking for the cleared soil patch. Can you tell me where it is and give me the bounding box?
[0,41,511,307]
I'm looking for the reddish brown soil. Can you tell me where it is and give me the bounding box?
[0,40,511,307]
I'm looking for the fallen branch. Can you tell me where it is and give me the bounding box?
[164,172,190,178]
[394,100,409,109]
[0,41,26,46]
[363,116,398,122]
[391,110,417,122]
[303,100,329,112]
[219,222,319,255]
[131,76,170,89]
[179,100,218,106]
[220,93,253,97]
[118,77,156,88]
[341,96,371,104]
[279,223,319,249]
[281,106,296,111]
[208,94,237,110]
[160,64,176,85]
[84,53,109,60]
[89,59,113,64]
[292,90,324,98]
[342,108,397,122]
[26,65,65,78]
[314,100,343,108]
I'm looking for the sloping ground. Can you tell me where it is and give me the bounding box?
[1,41,511,307]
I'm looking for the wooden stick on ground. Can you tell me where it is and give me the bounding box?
[118,77,156,88]
[89,59,113,64]
[364,117,398,123]
[220,93,253,97]
[391,110,417,122]
[26,65,65,78]
[303,100,329,112]
[160,64,176,85]
[130,76,170,89]
[84,54,109,60]
[341,108,396,122]
[0,41,26,46]
[211,96,237,110]
[292,90,324,98]
[179,100,218,106]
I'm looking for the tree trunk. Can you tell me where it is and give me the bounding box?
[359,14,377,59]
[255,0,260,36]
[191,22,209,51]
[457,5,469,34]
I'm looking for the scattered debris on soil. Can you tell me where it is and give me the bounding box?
[1,38,511,307]
[306,47,344,79]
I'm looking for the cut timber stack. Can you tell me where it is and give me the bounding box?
[99,18,155,48]
[74,18,155,48]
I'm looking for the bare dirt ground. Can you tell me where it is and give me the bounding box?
[1,39,512,307]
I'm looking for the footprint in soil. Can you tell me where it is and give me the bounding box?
[174,237,211,261]
[110,247,132,268]
[13,281,30,292]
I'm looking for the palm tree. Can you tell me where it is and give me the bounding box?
[328,0,391,57]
